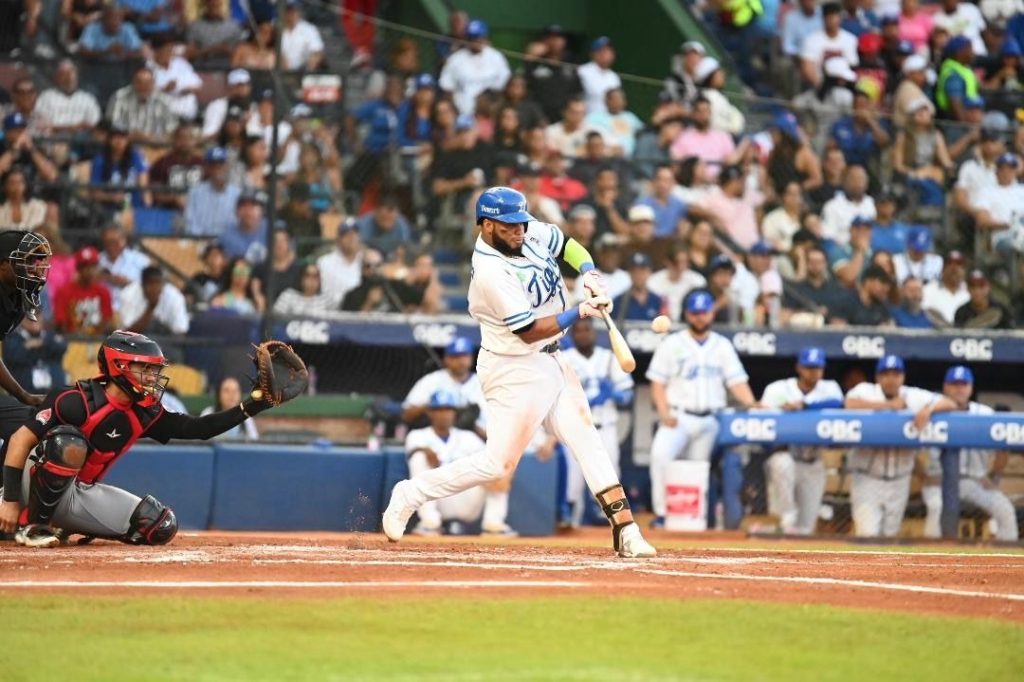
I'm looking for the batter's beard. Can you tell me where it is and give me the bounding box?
[689,321,711,336]
[491,232,523,257]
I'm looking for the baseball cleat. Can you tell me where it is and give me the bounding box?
[15,524,61,549]
[382,480,417,542]
[617,523,657,558]
[481,522,519,538]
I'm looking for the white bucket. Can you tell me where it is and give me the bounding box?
[664,460,710,532]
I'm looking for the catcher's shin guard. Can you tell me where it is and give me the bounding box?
[124,495,178,545]
[25,426,90,525]
[596,484,635,553]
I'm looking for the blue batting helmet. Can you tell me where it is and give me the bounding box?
[685,290,715,314]
[475,187,536,225]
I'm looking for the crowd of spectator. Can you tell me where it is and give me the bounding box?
[0,0,1022,342]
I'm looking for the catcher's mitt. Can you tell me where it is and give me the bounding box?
[252,341,309,406]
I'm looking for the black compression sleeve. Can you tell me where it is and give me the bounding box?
[149,405,252,442]
[3,465,22,503]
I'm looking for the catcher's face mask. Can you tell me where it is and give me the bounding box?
[122,361,171,407]
[10,231,51,320]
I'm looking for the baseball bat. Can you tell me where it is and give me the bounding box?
[599,308,636,373]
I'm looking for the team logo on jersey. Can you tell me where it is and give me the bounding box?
[106,428,122,439]
[35,408,51,425]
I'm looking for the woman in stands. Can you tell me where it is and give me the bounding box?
[291,142,342,214]
[210,257,265,315]
[89,122,150,218]
[229,135,270,193]
[0,168,47,230]
[201,377,259,441]
[892,98,954,208]
[684,219,723,278]
[231,19,277,71]
[273,262,340,318]
[217,107,248,167]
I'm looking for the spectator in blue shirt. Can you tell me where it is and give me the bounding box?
[397,73,436,148]
[840,0,878,37]
[356,196,413,259]
[614,252,664,321]
[185,147,241,236]
[117,0,174,38]
[781,0,823,62]
[221,191,269,263]
[869,192,910,255]
[889,276,935,328]
[829,86,891,169]
[78,6,143,61]
[353,74,404,154]
[90,122,148,211]
[637,164,687,238]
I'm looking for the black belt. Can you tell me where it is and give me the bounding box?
[684,410,712,417]
[540,342,559,354]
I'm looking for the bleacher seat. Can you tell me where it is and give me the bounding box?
[438,270,461,287]
[163,364,207,396]
[133,207,178,236]
[445,295,469,313]
[63,340,101,383]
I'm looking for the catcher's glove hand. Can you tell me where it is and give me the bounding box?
[251,340,309,407]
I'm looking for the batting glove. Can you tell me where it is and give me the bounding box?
[579,295,613,318]
[581,269,607,299]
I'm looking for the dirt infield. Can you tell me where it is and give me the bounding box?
[2,530,1022,622]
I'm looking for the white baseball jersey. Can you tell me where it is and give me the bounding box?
[405,426,485,467]
[760,377,844,460]
[562,346,634,428]
[845,382,941,478]
[402,369,487,426]
[646,331,748,413]
[468,221,571,355]
[925,401,997,479]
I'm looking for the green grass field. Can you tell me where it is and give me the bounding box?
[5,595,1022,681]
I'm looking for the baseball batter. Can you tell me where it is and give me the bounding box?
[383,186,655,558]
[844,355,957,538]
[561,318,634,527]
[921,366,1018,541]
[759,347,844,535]
[646,290,756,526]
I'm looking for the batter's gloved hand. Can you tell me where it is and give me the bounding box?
[579,295,613,318]
[581,269,606,299]
[250,340,309,407]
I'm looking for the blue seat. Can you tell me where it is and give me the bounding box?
[438,270,461,287]
[445,295,469,312]
[133,207,177,236]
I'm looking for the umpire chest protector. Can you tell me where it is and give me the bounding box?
[50,380,161,483]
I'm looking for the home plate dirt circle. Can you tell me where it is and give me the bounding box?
[1,531,1021,621]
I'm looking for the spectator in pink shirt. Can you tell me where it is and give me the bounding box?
[898,0,935,53]
[669,96,745,181]
[690,165,762,250]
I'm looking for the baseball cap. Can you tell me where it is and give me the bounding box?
[569,203,597,220]
[944,250,966,266]
[824,57,857,82]
[880,14,900,26]
[694,56,721,84]
[851,215,873,229]
[902,54,928,74]
[862,264,893,285]
[907,97,933,114]
[414,73,435,90]
[75,246,100,268]
[591,36,612,51]
[227,68,251,86]
[896,40,915,55]
[257,88,274,102]
[202,241,225,258]
[709,254,736,273]
[445,336,475,356]
[944,365,975,384]
[428,389,460,410]
[876,354,905,374]
[771,111,800,140]
[748,240,773,256]
[821,1,841,15]
[237,190,266,206]
[627,204,655,223]
[516,160,542,177]
[3,112,26,130]
[967,269,990,286]
[981,127,1006,142]
[964,96,986,110]
[945,35,972,56]
[907,226,932,251]
[719,164,744,184]
[543,24,565,37]
[465,19,489,39]
[685,290,715,314]
[337,216,356,236]
[858,32,882,55]
[455,114,476,132]
[1002,38,1024,57]
[205,146,228,163]
[996,152,1020,167]
[226,104,245,119]
[798,347,826,369]
[628,252,652,269]
[680,40,705,55]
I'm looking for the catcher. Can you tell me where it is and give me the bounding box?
[0,330,307,547]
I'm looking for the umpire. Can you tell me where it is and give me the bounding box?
[0,230,52,448]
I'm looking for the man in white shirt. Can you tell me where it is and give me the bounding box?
[573,234,630,303]
[893,226,944,284]
[800,2,859,87]
[647,244,706,321]
[933,0,988,56]
[844,355,957,538]
[438,19,511,115]
[544,97,590,159]
[821,165,876,245]
[954,128,1003,216]
[281,0,325,71]
[921,251,970,324]
[578,36,622,114]
[316,219,363,301]
[149,35,203,121]
[35,60,101,134]
[760,347,845,535]
[975,153,1024,254]
[120,266,190,336]
[202,69,255,141]
[98,223,150,311]
[402,336,486,434]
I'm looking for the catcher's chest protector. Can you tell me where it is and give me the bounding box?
[71,380,161,483]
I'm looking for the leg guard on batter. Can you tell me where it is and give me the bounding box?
[25,426,90,525]
[596,484,634,553]
[123,495,178,545]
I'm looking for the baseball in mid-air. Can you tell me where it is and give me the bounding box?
[651,315,672,334]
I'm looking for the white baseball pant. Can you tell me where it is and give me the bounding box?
[401,350,620,513]
[649,413,719,518]
[850,474,912,538]
[408,452,487,527]
[765,452,826,535]
[922,480,1019,541]
[565,423,620,526]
